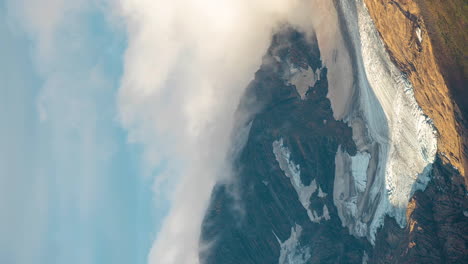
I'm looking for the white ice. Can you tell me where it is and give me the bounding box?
[275,224,311,264]
[286,64,321,100]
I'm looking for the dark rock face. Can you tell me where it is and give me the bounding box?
[200,28,367,264]
[371,158,468,264]
[199,27,468,264]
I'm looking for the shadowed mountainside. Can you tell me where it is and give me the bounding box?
[200,28,368,264]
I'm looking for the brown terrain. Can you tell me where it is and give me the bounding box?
[363,0,468,181]
[363,0,468,262]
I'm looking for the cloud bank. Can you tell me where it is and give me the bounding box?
[116,0,351,263]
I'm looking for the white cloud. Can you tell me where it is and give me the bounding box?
[1,0,354,263]
[115,0,351,263]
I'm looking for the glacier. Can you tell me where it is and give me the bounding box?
[331,0,438,243]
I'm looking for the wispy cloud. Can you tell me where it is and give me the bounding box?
[115,0,346,263]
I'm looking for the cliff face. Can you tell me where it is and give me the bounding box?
[362,0,468,180]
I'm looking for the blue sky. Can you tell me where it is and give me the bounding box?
[0,1,160,263]
[1,0,299,263]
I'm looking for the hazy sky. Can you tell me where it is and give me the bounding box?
[0,0,349,263]
[1,1,156,263]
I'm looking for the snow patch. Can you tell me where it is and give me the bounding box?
[273,138,318,223]
[275,224,311,264]
[317,186,327,198]
[362,251,369,264]
[309,204,331,223]
[416,27,422,43]
[286,64,321,100]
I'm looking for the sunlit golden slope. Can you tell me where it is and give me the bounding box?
[363,0,467,182]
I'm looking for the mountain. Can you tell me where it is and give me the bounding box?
[200,29,368,263]
[199,1,467,263]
